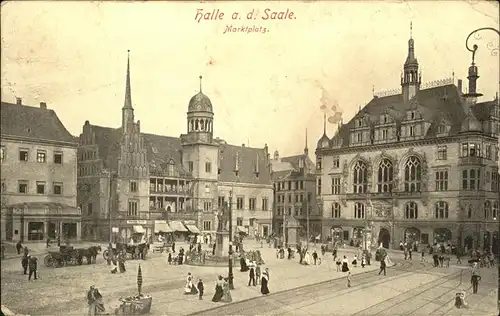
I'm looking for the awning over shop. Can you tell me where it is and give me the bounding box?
[186,225,201,234]
[155,222,173,233]
[237,226,247,234]
[169,221,188,232]
[133,225,146,234]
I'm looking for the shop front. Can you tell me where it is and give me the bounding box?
[116,220,154,244]
[5,203,81,242]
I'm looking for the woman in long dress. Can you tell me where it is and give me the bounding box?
[341,255,349,272]
[211,276,224,302]
[260,271,270,295]
[184,273,198,295]
[221,278,232,302]
[303,251,311,265]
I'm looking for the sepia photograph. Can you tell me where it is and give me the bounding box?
[0,1,499,315]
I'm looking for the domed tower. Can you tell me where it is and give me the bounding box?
[180,76,219,216]
[186,76,214,143]
[401,22,421,103]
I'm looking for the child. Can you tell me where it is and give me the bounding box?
[197,279,204,300]
[336,258,342,272]
[168,252,172,265]
[352,255,358,268]
[361,255,366,268]
[445,256,450,268]
[347,272,351,287]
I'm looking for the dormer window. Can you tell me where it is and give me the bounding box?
[410,111,415,120]
[438,124,446,134]
[356,119,363,127]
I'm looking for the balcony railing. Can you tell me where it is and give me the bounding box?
[458,156,485,165]
[150,187,192,195]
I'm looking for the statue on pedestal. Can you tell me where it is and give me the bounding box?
[217,203,230,232]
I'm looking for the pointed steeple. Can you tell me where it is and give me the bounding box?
[401,22,420,103]
[304,128,309,155]
[323,113,327,135]
[122,50,135,133]
[123,50,133,109]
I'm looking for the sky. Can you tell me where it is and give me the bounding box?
[1,1,499,157]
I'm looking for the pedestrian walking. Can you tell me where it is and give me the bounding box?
[336,257,342,272]
[167,252,172,265]
[21,255,29,275]
[408,249,412,260]
[456,251,462,264]
[28,255,38,280]
[255,263,261,285]
[197,279,204,300]
[471,262,481,294]
[248,266,256,286]
[16,240,23,254]
[347,272,352,287]
[421,250,425,263]
[378,258,386,276]
[352,255,358,268]
[46,237,51,248]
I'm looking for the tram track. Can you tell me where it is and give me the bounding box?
[189,260,440,316]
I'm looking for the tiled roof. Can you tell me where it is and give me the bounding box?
[85,124,271,185]
[281,154,316,174]
[1,102,77,144]
[332,84,494,148]
[271,170,291,181]
[218,143,272,185]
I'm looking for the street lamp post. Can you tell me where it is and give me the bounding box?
[228,190,234,289]
[305,197,310,248]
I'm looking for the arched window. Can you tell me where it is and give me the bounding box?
[484,201,491,219]
[354,202,365,219]
[377,159,394,193]
[434,201,449,219]
[405,202,418,219]
[353,161,368,193]
[331,203,341,218]
[467,205,473,218]
[493,201,499,220]
[404,156,421,192]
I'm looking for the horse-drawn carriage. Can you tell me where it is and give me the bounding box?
[103,242,148,261]
[44,245,101,268]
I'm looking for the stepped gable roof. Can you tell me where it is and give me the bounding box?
[1,101,77,144]
[85,124,271,185]
[336,84,483,148]
[84,125,122,169]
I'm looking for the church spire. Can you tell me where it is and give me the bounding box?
[304,128,309,155]
[122,50,135,133]
[323,113,327,135]
[123,50,133,109]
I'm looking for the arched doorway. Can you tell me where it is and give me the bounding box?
[483,231,491,251]
[492,232,499,255]
[353,227,364,247]
[330,226,342,245]
[434,228,452,244]
[404,227,421,245]
[378,228,390,249]
[464,235,473,250]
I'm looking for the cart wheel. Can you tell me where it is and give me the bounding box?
[103,250,109,261]
[44,255,54,268]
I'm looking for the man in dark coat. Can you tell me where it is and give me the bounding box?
[21,255,29,274]
[248,266,256,286]
[197,279,204,300]
[16,241,22,254]
[28,255,38,280]
[378,258,386,276]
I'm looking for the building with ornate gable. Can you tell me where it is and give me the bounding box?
[77,54,273,242]
[315,30,499,252]
[1,98,81,242]
[270,134,320,240]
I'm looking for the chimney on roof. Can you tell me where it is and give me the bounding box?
[242,144,245,147]
[16,97,22,105]
[40,102,47,109]
[457,79,463,95]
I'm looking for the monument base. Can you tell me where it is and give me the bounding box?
[215,231,230,258]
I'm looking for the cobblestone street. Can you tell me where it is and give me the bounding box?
[3,241,497,316]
